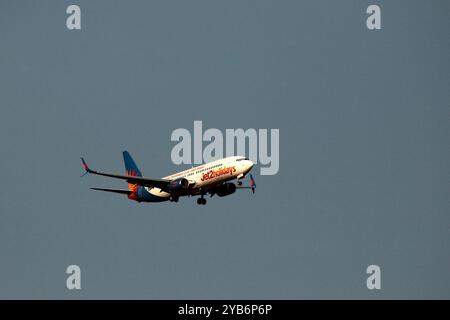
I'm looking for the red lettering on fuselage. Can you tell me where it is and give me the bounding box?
[200,166,236,182]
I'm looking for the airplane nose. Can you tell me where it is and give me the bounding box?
[247,160,254,170]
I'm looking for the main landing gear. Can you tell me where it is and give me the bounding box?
[197,194,207,205]
[197,198,206,205]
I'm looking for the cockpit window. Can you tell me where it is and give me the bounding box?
[236,157,249,161]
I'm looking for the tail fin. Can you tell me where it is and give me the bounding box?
[123,151,142,191]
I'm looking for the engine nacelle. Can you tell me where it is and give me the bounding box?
[167,177,189,192]
[214,182,237,197]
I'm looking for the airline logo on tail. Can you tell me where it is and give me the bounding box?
[123,151,142,191]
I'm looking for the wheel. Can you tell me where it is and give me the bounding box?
[237,180,243,186]
[201,198,207,205]
[197,198,202,205]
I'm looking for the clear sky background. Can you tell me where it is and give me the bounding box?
[0,1,449,299]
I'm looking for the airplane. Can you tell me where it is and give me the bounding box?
[80,151,256,205]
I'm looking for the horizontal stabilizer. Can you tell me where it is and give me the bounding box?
[90,187,132,195]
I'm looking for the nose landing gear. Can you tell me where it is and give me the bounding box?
[236,173,244,186]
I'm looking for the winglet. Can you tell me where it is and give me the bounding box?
[249,174,256,194]
[80,157,92,177]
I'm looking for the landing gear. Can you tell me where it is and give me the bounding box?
[197,196,207,205]
[197,193,206,205]
[237,173,244,186]
[170,195,179,202]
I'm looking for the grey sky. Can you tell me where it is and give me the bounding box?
[0,1,449,299]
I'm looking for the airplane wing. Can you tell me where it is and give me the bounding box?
[81,157,171,190]
[90,187,132,195]
[236,174,256,194]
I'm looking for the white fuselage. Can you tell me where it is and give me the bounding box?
[146,156,254,199]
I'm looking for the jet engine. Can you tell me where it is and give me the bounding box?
[168,177,189,192]
[213,182,237,197]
